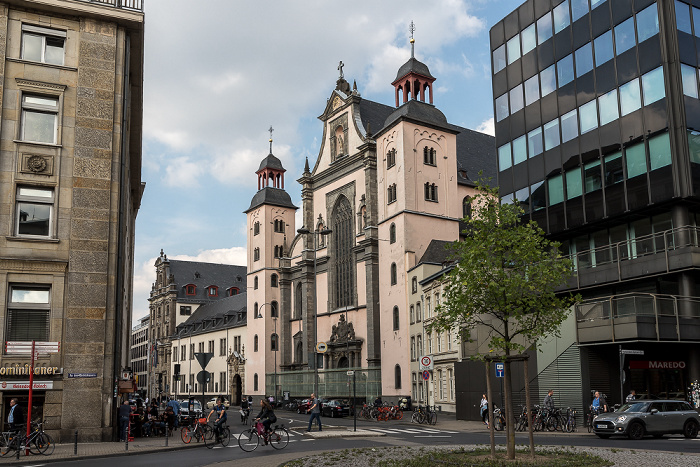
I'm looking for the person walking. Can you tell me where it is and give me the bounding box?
[118,399,131,441]
[592,391,608,413]
[166,397,180,428]
[479,394,489,427]
[306,393,322,432]
[543,389,555,414]
[7,398,24,432]
[626,389,636,403]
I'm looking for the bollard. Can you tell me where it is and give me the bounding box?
[125,431,128,451]
[74,430,78,455]
[165,422,169,447]
[15,436,19,460]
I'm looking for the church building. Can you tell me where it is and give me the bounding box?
[245,35,496,401]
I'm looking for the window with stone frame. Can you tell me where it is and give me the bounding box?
[395,364,402,389]
[274,219,285,233]
[254,302,259,318]
[181,345,186,361]
[173,346,177,362]
[271,274,278,288]
[389,223,396,243]
[390,263,397,285]
[254,221,260,235]
[424,182,438,202]
[411,336,416,361]
[331,196,355,308]
[295,340,303,363]
[254,247,260,261]
[387,148,396,168]
[254,335,258,352]
[208,340,214,354]
[271,301,279,318]
[294,282,302,319]
[6,285,50,342]
[270,333,278,351]
[416,302,422,321]
[254,373,258,391]
[410,305,415,324]
[180,305,191,315]
[423,146,436,165]
[412,276,417,293]
[190,343,195,360]
[21,94,59,144]
[21,24,65,65]
[15,186,54,238]
[417,334,423,357]
[387,184,397,204]
[393,306,400,330]
[254,276,258,290]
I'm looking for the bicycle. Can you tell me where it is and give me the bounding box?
[564,407,577,433]
[204,422,230,449]
[0,422,55,457]
[493,406,505,431]
[586,406,600,433]
[237,421,289,452]
[181,417,213,443]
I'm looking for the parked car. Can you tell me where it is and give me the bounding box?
[178,399,203,419]
[321,400,350,418]
[593,400,700,439]
[205,397,231,409]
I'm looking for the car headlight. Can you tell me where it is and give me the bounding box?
[615,416,627,423]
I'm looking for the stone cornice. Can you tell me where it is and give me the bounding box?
[0,257,68,273]
[15,78,67,93]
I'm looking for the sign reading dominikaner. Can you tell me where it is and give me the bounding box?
[629,360,686,369]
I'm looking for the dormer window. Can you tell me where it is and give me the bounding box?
[227,287,239,296]
[207,286,218,297]
[185,284,196,296]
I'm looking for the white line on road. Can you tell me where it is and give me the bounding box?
[414,435,452,438]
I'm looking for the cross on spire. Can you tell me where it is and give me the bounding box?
[268,125,274,153]
[409,21,416,58]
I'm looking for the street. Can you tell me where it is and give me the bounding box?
[30,413,700,467]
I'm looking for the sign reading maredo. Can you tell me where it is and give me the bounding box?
[629,360,686,370]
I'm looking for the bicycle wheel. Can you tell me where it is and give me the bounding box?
[269,427,289,450]
[237,429,259,452]
[0,436,18,457]
[395,410,403,420]
[587,415,593,433]
[430,411,437,425]
[410,411,420,424]
[494,416,503,431]
[203,424,215,441]
[220,427,231,447]
[181,426,193,443]
[33,433,54,455]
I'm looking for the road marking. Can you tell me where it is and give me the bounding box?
[368,428,401,433]
[290,430,304,436]
[414,435,452,438]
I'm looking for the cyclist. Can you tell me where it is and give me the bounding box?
[591,391,608,413]
[207,398,227,441]
[255,398,276,434]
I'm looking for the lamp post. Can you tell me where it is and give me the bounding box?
[256,302,278,400]
[297,225,332,397]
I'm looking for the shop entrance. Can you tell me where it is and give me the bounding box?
[629,360,687,399]
[2,394,45,431]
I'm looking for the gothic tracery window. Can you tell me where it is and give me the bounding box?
[332,196,354,308]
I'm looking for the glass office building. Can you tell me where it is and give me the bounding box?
[491,0,700,407]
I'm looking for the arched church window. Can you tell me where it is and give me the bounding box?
[295,341,303,363]
[395,364,402,389]
[271,300,278,318]
[332,196,354,308]
[270,334,278,351]
[393,306,400,330]
[271,274,278,288]
[390,223,396,243]
[254,335,258,352]
[463,196,472,219]
[254,276,258,290]
[390,263,397,285]
[294,282,302,319]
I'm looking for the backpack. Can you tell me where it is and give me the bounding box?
[268,413,277,424]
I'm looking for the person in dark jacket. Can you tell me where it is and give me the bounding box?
[118,399,131,441]
[254,399,276,434]
[8,398,24,432]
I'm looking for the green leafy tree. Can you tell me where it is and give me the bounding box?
[429,184,578,460]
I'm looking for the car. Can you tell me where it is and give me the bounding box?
[205,397,231,409]
[296,399,311,413]
[321,400,351,418]
[178,399,203,419]
[592,400,700,440]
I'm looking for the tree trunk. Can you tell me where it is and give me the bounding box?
[524,355,535,458]
[485,360,495,457]
[504,354,515,460]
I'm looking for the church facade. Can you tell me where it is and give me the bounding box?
[246,43,496,400]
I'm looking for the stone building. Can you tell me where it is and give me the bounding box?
[130,315,148,395]
[0,0,144,441]
[147,250,246,403]
[247,38,495,400]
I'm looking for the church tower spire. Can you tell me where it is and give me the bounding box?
[256,126,286,190]
[391,21,436,107]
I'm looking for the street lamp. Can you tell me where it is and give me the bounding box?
[257,303,279,402]
[297,225,332,397]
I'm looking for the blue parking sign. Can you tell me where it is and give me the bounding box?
[495,362,504,378]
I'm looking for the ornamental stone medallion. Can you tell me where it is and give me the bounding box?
[21,154,53,175]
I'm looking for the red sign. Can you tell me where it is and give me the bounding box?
[629,360,686,370]
[422,370,430,381]
[0,381,53,390]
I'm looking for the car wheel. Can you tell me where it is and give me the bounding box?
[684,421,699,439]
[628,422,644,440]
[596,434,610,439]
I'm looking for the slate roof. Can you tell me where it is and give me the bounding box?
[358,99,394,137]
[168,260,247,302]
[257,153,285,172]
[418,239,454,265]
[394,57,435,81]
[174,293,247,338]
[383,99,449,130]
[245,186,298,213]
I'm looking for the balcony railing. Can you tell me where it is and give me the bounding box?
[75,0,143,11]
[575,293,700,342]
[567,226,700,288]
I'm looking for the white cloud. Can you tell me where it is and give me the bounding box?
[163,157,206,187]
[170,247,247,266]
[475,117,495,136]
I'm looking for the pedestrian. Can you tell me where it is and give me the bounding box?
[7,398,23,432]
[591,391,608,413]
[166,397,180,428]
[479,394,489,427]
[306,392,322,432]
[543,389,555,414]
[118,399,131,441]
[626,389,636,403]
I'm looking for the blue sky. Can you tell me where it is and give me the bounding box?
[132,0,523,323]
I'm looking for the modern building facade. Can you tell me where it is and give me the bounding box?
[0,0,143,441]
[248,40,495,400]
[491,0,700,411]
[130,315,149,395]
[147,250,246,403]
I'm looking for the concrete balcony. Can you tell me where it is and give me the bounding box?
[562,226,700,291]
[575,293,700,344]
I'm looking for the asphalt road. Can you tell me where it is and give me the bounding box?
[35,414,700,467]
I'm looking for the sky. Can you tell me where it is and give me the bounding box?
[132,0,523,324]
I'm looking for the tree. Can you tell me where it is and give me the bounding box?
[429,184,578,460]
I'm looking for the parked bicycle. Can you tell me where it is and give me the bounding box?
[493,406,505,431]
[564,407,577,433]
[181,417,213,443]
[237,420,289,452]
[0,422,54,457]
[410,405,438,425]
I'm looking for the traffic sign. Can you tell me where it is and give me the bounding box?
[419,355,433,371]
[194,352,214,369]
[422,370,430,381]
[196,370,211,384]
[5,341,60,354]
[347,370,354,376]
[316,342,328,353]
[495,362,504,378]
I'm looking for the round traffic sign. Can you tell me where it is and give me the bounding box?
[422,370,430,381]
[421,356,432,367]
[316,342,328,353]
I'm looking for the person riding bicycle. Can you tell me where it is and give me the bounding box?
[591,391,608,414]
[207,398,227,441]
[255,398,277,434]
